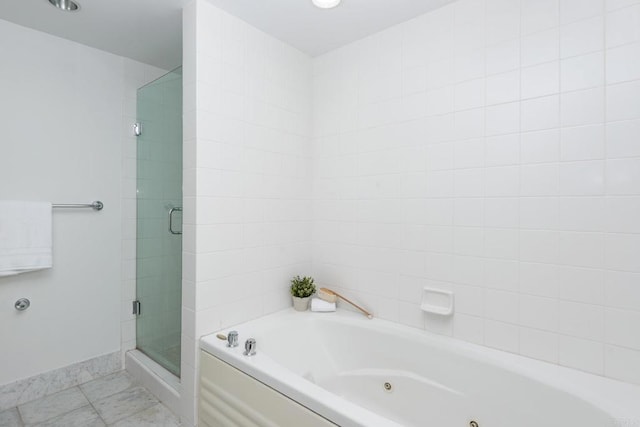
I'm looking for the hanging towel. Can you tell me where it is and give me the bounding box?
[311,297,336,312]
[0,201,53,276]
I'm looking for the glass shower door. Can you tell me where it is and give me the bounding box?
[135,67,182,377]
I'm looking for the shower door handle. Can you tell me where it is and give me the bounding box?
[169,207,182,235]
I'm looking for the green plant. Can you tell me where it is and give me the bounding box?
[290,275,316,298]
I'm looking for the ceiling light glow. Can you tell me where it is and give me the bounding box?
[312,0,341,9]
[48,0,80,12]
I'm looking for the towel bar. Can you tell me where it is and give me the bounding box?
[52,201,103,211]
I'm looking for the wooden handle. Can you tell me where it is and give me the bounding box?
[331,290,373,319]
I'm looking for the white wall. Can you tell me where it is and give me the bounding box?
[0,18,163,386]
[312,0,640,385]
[182,1,313,423]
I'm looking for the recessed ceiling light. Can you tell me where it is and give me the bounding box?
[312,0,341,9]
[48,0,80,12]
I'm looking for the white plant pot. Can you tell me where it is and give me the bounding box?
[292,296,311,311]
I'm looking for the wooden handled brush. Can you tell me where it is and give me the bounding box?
[318,288,373,319]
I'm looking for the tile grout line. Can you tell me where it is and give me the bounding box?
[98,385,162,426]
[77,381,110,426]
[16,405,26,427]
[15,372,149,427]
[19,387,86,427]
[601,0,610,379]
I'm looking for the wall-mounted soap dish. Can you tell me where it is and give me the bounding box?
[420,287,454,316]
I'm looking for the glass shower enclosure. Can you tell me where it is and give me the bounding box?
[135,67,182,377]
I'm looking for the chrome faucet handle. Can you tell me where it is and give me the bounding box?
[227,331,239,348]
[244,338,256,356]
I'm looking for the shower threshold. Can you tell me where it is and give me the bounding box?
[125,349,181,417]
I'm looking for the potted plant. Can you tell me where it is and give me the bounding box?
[290,275,316,311]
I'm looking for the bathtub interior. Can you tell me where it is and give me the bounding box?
[245,313,615,427]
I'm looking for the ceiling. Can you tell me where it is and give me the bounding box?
[0,0,454,70]
[204,0,455,56]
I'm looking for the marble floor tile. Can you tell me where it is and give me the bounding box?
[0,352,120,413]
[0,407,23,426]
[92,386,158,425]
[30,405,104,427]
[18,387,88,425]
[110,403,180,427]
[79,371,136,403]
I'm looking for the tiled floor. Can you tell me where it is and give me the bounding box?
[0,371,180,427]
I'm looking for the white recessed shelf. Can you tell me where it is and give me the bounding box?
[420,287,454,316]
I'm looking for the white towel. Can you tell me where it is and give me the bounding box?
[0,201,53,276]
[311,298,336,312]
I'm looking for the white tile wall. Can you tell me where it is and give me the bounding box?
[311,0,640,386]
[182,1,312,424]
[183,2,640,423]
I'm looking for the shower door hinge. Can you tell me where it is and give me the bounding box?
[133,122,142,137]
[132,300,141,316]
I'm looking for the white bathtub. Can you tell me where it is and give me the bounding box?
[200,309,640,427]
